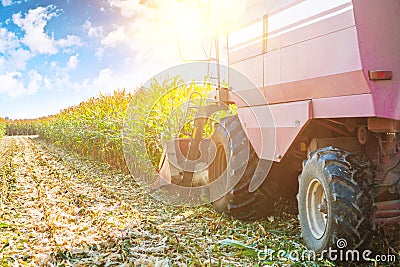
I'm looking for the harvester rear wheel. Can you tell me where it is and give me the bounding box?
[297,147,375,253]
[208,115,276,220]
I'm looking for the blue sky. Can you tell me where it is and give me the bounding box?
[0,0,231,119]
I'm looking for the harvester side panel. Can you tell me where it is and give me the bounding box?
[237,101,311,161]
[228,0,399,161]
[353,0,400,120]
[229,0,366,106]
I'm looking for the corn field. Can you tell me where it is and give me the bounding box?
[0,118,5,139]
[4,92,130,170]
[3,76,222,173]
[5,119,36,136]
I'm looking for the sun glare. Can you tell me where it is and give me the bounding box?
[140,0,245,62]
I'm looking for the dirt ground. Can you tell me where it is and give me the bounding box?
[0,136,398,266]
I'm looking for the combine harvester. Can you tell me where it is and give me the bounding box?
[158,0,399,252]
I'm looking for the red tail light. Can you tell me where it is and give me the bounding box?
[368,70,392,80]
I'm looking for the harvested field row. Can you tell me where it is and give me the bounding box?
[0,136,397,266]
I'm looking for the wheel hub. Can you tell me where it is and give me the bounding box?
[306,179,328,240]
[318,201,328,214]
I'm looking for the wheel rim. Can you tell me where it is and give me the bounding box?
[209,144,227,182]
[306,178,328,239]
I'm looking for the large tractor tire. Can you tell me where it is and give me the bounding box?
[208,115,278,220]
[298,147,375,253]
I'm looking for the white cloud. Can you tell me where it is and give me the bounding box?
[92,68,115,92]
[67,54,79,70]
[41,69,79,93]
[90,67,140,94]
[50,61,58,69]
[0,72,24,97]
[2,0,28,7]
[1,0,13,7]
[107,0,146,18]
[26,70,43,95]
[95,47,104,60]
[12,6,59,54]
[12,6,82,55]
[0,27,19,52]
[0,70,42,97]
[101,25,130,48]
[0,57,5,71]
[0,27,32,73]
[83,20,103,38]
[8,48,32,71]
[43,76,51,89]
[58,35,83,48]
[91,68,133,93]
